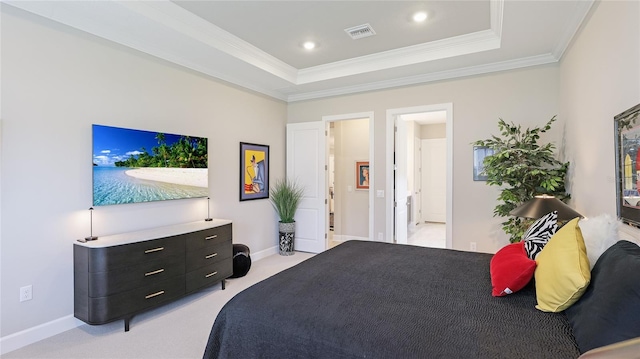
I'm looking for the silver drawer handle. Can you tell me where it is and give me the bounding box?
[144,247,164,254]
[205,271,218,278]
[145,290,165,299]
[205,253,218,259]
[205,235,218,240]
[145,268,165,276]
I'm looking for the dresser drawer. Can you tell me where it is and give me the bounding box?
[87,275,185,324]
[185,224,232,251]
[88,236,185,272]
[89,253,184,297]
[185,259,232,293]
[185,240,232,272]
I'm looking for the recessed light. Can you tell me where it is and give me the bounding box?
[303,41,316,50]
[413,12,428,22]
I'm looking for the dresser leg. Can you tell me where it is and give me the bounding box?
[221,279,226,290]
[124,317,131,332]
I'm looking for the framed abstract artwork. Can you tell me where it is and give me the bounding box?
[355,161,370,190]
[240,142,269,201]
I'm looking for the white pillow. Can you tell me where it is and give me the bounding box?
[578,214,620,269]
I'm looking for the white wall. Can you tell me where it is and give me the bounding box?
[560,1,640,235]
[333,119,369,238]
[288,66,561,253]
[0,5,286,341]
[421,123,446,139]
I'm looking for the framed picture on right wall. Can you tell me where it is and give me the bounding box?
[473,145,494,181]
[614,103,640,227]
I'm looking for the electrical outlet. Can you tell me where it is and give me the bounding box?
[20,285,32,302]
[470,242,477,252]
[378,232,383,241]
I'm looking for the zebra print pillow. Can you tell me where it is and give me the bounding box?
[523,211,558,260]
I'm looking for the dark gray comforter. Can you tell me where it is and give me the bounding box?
[204,240,580,358]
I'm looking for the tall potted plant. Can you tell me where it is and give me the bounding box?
[473,116,570,242]
[269,178,305,255]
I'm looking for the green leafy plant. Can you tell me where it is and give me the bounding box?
[269,178,305,223]
[473,116,570,242]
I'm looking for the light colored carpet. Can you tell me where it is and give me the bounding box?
[2,252,314,359]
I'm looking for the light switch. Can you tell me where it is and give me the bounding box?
[376,190,384,198]
[347,185,353,192]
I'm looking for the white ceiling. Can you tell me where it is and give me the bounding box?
[5,0,594,103]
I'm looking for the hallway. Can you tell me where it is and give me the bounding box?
[407,222,446,248]
[327,221,446,249]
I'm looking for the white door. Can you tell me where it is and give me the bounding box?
[395,118,408,244]
[286,122,327,253]
[421,138,446,222]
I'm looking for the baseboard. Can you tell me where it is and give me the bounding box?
[251,245,277,261]
[0,245,279,355]
[0,315,83,355]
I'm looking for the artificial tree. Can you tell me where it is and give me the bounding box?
[473,116,570,242]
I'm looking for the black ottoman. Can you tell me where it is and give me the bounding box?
[230,244,251,278]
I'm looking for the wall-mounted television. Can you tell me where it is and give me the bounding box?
[92,124,208,206]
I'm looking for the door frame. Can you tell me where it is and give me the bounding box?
[323,111,375,243]
[386,103,453,248]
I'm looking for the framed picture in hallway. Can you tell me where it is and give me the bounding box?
[240,142,269,201]
[356,161,369,190]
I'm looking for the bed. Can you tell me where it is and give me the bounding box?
[203,240,581,358]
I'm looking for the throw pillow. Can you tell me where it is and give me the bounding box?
[565,240,640,353]
[490,241,536,296]
[578,214,620,270]
[522,211,558,260]
[534,217,590,312]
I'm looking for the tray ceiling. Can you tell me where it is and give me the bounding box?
[4,1,594,102]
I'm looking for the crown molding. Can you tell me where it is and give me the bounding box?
[2,0,290,101]
[296,0,504,84]
[115,1,299,84]
[490,0,504,39]
[4,0,591,104]
[296,29,501,84]
[288,53,558,102]
[4,0,299,84]
[4,0,505,87]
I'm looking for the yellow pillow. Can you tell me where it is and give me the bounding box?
[534,217,591,312]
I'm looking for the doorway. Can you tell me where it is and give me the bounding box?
[323,112,374,249]
[386,104,453,248]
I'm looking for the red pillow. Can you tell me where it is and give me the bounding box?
[490,241,537,297]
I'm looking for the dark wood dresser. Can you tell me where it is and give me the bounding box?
[74,220,232,331]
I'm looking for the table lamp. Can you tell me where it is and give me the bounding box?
[510,194,582,220]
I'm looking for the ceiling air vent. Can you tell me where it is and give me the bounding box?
[344,23,376,40]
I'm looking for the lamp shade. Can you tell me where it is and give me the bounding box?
[510,194,582,221]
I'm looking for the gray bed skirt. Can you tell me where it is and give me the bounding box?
[204,240,580,358]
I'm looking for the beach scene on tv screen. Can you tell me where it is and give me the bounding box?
[92,124,209,206]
